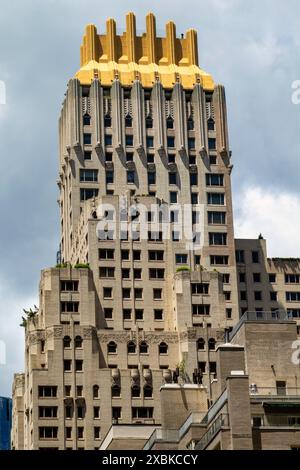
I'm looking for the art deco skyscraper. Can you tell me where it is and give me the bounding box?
[12,12,240,450]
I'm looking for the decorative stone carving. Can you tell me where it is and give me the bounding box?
[54,326,63,338]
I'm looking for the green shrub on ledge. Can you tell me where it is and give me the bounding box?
[74,263,90,269]
[176,266,191,273]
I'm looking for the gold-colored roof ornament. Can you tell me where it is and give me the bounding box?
[76,12,214,90]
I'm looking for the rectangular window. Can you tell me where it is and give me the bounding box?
[94,407,100,419]
[198,362,206,373]
[122,288,131,299]
[222,274,230,284]
[239,272,246,283]
[127,170,135,184]
[148,232,163,242]
[269,273,277,283]
[226,308,232,319]
[126,152,133,162]
[167,136,175,148]
[147,153,154,163]
[135,309,144,320]
[39,427,58,440]
[104,135,112,146]
[133,250,141,260]
[224,291,231,301]
[190,173,198,186]
[210,255,229,265]
[148,172,156,185]
[253,273,261,283]
[103,287,112,299]
[240,291,247,301]
[38,407,58,419]
[134,269,142,280]
[208,138,216,150]
[209,232,227,246]
[207,193,225,205]
[106,170,114,184]
[206,173,224,186]
[80,169,98,182]
[121,249,130,260]
[270,291,278,301]
[60,281,79,292]
[99,267,115,278]
[146,136,154,148]
[169,172,177,185]
[149,268,165,279]
[170,192,178,204]
[104,308,113,319]
[208,211,226,225]
[149,250,164,261]
[122,268,130,279]
[254,291,262,301]
[75,360,83,372]
[153,289,162,300]
[125,135,133,147]
[83,133,92,145]
[61,302,79,313]
[285,274,300,284]
[193,304,210,316]
[236,250,245,264]
[188,138,195,150]
[132,407,154,419]
[252,251,260,263]
[94,427,101,440]
[105,152,113,162]
[112,407,122,420]
[175,254,188,264]
[154,309,163,320]
[286,292,300,302]
[64,360,72,372]
[191,193,198,205]
[123,309,132,320]
[80,188,99,201]
[192,283,209,295]
[84,151,92,160]
[99,249,114,260]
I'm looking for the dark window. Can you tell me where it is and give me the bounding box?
[168,153,175,163]
[61,302,79,313]
[99,267,115,278]
[83,133,92,145]
[112,407,121,420]
[83,114,91,126]
[188,138,195,150]
[190,173,198,186]
[175,253,188,264]
[104,115,111,128]
[132,407,153,419]
[106,170,114,184]
[197,338,205,350]
[104,308,113,319]
[210,255,229,265]
[208,338,216,350]
[206,173,224,186]
[149,250,164,261]
[240,291,247,301]
[147,136,154,148]
[144,385,153,398]
[139,342,149,354]
[148,172,156,185]
[191,193,198,205]
[80,188,98,201]
[269,273,277,283]
[252,251,260,263]
[61,281,79,292]
[154,309,163,320]
[126,152,133,162]
[84,151,92,160]
[63,336,71,348]
[167,136,175,148]
[149,268,164,279]
[285,274,300,284]
[159,342,168,354]
[122,269,130,279]
[153,289,162,300]
[105,152,112,162]
[121,249,130,260]
[111,385,121,398]
[207,193,225,205]
[209,232,227,246]
[146,117,153,129]
[125,115,132,128]
[128,342,136,354]
[170,192,178,204]
[226,308,232,319]
[166,116,174,129]
[123,309,132,320]
[134,269,142,280]
[75,336,83,348]
[253,273,261,283]
[209,155,217,165]
[127,170,135,184]
[169,172,177,185]
[75,360,83,371]
[107,342,117,354]
[193,304,210,316]
[93,385,99,399]
[207,119,215,131]
[192,283,209,295]
[131,386,140,398]
[104,134,112,146]
[239,273,246,283]
[125,135,133,147]
[208,138,216,150]
[133,250,141,260]
[187,118,194,130]
[103,287,112,298]
[147,153,154,163]
[64,360,72,371]
[208,211,226,225]
[270,291,278,301]
[236,250,245,264]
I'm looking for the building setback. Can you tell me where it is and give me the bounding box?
[11,12,300,450]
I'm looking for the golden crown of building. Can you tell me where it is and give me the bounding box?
[76,12,214,90]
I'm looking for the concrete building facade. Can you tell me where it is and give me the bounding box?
[11,12,300,451]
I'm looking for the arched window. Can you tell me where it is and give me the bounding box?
[207,119,215,131]
[208,338,216,351]
[83,114,91,126]
[104,115,111,128]
[111,384,121,397]
[63,336,71,348]
[166,116,174,129]
[127,341,136,354]
[187,117,194,130]
[197,338,205,350]
[146,116,153,129]
[139,341,149,354]
[144,385,153,398]
[107,341,117,354]
[93,385,99,399]
[159,342,168,355]
[131,385,140,398]
[75,336,83,349]
[125,114,133,128]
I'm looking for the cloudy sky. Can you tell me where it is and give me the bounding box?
[0,0,300,397]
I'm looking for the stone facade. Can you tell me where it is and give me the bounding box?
[11,12,300,451]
